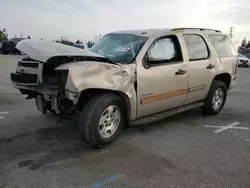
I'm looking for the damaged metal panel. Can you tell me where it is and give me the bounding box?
[56,61,137,120]
[16,39,105,63]
[14,39,138,120]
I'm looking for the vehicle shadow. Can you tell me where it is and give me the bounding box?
[0,114,94,170]
[129,108,203,132]
[0,107,219,171]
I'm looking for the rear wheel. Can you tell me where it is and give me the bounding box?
[78,93,125,148]
[202,80,227,115]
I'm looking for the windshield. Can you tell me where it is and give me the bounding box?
[90,33,147,64]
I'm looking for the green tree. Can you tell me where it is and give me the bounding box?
[59,38,73,46]
[75,40,82,44]
[247,41,250,48]
[0,28,8,41]
[54,37,74,46]
[241,38,247,47]
[87,40,95,48]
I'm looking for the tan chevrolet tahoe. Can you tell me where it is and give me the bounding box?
[11,28,237,148]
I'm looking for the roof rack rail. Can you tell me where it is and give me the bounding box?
[172,28,221,33]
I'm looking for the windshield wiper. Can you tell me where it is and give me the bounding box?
[105,58,119,65]
[89,56,118,65]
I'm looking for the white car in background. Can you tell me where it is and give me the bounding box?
[72,43,89,50]
[237,53,250,67]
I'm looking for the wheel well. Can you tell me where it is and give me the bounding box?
[76,89,131,121]
[213,73,231,89]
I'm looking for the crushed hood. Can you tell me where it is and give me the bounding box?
[16,39,105,63]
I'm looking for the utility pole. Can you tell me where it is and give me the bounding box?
[229,26,234,39]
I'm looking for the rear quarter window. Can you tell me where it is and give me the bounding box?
[208,35,237,58]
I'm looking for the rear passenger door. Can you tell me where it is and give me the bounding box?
[182,34,216,104]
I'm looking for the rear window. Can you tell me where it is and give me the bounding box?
[208,35,236,57]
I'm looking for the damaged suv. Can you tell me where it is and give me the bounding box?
[11,28,237,148]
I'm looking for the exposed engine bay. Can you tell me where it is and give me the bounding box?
[13,56,82,115]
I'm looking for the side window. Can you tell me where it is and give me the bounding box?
[208,35,237,57]
[147,36,182,66]
[183,34,209,61]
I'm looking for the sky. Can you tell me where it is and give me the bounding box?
[0,0,250,44]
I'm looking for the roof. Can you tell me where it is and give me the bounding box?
[111,29,170,37]
[111,28,223,37]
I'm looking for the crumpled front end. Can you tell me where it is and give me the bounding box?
[58,62,137,118]
[10,40,137,118]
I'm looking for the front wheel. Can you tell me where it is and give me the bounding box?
[202,80,227,115]
[78,93,125,148]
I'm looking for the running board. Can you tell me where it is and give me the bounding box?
[130,102,204,125]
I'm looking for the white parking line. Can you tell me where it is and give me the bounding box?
[0,111,10,121]
[0,111,9,115]
[204,122,249,133]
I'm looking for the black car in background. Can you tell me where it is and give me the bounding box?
[1,38,23,54]
[244,53,250,59]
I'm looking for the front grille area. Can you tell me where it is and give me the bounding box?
[11,73,38,84]
[11,57,40,85]
[18,60,39,68]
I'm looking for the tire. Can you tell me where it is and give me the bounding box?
[78,93,125,148]
[202,80,227,115]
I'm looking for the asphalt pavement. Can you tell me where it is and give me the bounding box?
[0,55,250,188]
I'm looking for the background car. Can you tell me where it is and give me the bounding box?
[237,53,250,67]
[244,53,250,59]
[72,43,89,50]
[0,42,2,53]
[1,38,23,55]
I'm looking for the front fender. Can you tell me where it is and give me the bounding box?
[56,61,137,120]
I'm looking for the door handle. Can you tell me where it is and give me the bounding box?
[175,69,187,75]
[207,64,215,69]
